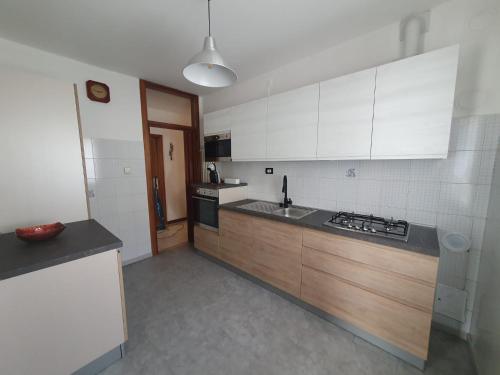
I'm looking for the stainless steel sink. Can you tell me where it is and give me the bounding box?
[272,207,316,220]
[237,201,316,220]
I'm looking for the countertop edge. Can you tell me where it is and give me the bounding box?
[192,182,248,190]
[0,241,123,282]
[219,200,440,259]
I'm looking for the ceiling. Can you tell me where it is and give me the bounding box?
[0,0,447,95]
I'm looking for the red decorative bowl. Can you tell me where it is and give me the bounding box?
[15,222,66,241]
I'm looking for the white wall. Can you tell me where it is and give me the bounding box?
[84,138,150,263]
[0,66,88,232]
[470,139,500,375]
[0,37,150,263]
[0,38,143,141]
[203,0,500,118]
[150,128,187,221]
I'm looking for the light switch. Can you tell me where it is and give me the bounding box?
[123,167,132,175]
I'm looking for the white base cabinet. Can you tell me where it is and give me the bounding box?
[0,250,126,375]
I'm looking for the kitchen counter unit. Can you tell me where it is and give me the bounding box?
[220,199,439,258]
[196,202,440,368]
[0,219,126,375]
[192,182,248,189]
[0,219,122,281]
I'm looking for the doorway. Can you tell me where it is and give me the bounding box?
[149,128,188,251]
[139,80,201,256]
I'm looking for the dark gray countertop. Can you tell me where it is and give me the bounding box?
[192,182,248,190]
[220,200,440,258]
[0,219,123,281]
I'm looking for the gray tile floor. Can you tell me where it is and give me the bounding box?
[102,246,476,375]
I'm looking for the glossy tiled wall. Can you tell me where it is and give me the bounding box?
[83,138,151,264]
[218,114,500,335]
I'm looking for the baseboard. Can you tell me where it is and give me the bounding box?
[466,334,480,375]
[73,344,124,375]
[122,252,152,266]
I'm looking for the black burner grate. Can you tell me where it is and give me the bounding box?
[324,211,410,241]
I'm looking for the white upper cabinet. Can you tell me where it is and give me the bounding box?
[231,98,268,161]
[204,107,232,135]
[266,83,320,160]
[371,45,459,159]
[317,68,376,160]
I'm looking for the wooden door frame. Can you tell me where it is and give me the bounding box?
[139,79,201,256]
[149,134,167,226]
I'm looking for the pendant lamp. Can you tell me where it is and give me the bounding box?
[183,0,237,88]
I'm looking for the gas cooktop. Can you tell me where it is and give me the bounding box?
[323,211,410,242]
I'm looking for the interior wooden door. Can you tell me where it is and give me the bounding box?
[149,134,167,228]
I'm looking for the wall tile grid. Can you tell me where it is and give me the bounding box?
[83,138,151,264]
[218,114,500,335]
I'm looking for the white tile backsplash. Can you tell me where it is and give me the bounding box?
[218,114,500,335]
[438,183,475,216]
[441,151,481,184]
[85,138,150,263]
[407,181,440,212]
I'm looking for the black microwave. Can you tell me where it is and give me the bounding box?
[204,132,231,161]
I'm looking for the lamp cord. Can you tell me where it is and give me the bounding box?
[208,0,211,36]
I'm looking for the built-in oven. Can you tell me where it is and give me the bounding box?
[192,187,219,230]
[204,132,231,161]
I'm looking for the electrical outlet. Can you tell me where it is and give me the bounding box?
[265,168,273,174]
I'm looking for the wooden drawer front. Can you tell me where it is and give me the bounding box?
[219,230,254,273]
[301,266,431,359]
[219,210,254,236]
[303,229,438,285]
[252,241,302,296]
[253,216,303,251]
[194,226,219,258]
[302,247,435,312]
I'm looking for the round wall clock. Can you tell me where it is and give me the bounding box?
[86,80,110,103]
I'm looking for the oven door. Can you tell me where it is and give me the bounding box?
[192,195,219,230]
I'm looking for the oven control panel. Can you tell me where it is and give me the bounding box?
[195,187,219,198]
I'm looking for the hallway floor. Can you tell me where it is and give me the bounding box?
[157,220,188,252]
[102,246,476,375]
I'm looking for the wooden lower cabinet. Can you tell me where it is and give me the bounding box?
[301,228,438,361]
[303,229,438,285]
[302,246,435,313]
[219,209,302,297]
[217,209,438,362]
[301,266,431,359]
[194,225,220,258]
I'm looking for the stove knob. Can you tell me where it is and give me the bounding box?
[370,227,377,233]
[362,225,369,231]
[355,225,361,230]
[347,223,353,228]
[385,226,391,232]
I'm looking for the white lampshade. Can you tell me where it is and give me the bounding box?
[183,36,237,88]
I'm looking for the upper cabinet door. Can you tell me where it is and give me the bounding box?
[266,84,320,160]
[317,68,376,160]
[231,98,268,161]
[371,45,459,159]
[204,107,232,135]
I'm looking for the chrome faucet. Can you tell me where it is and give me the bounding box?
[281,175,293,208]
